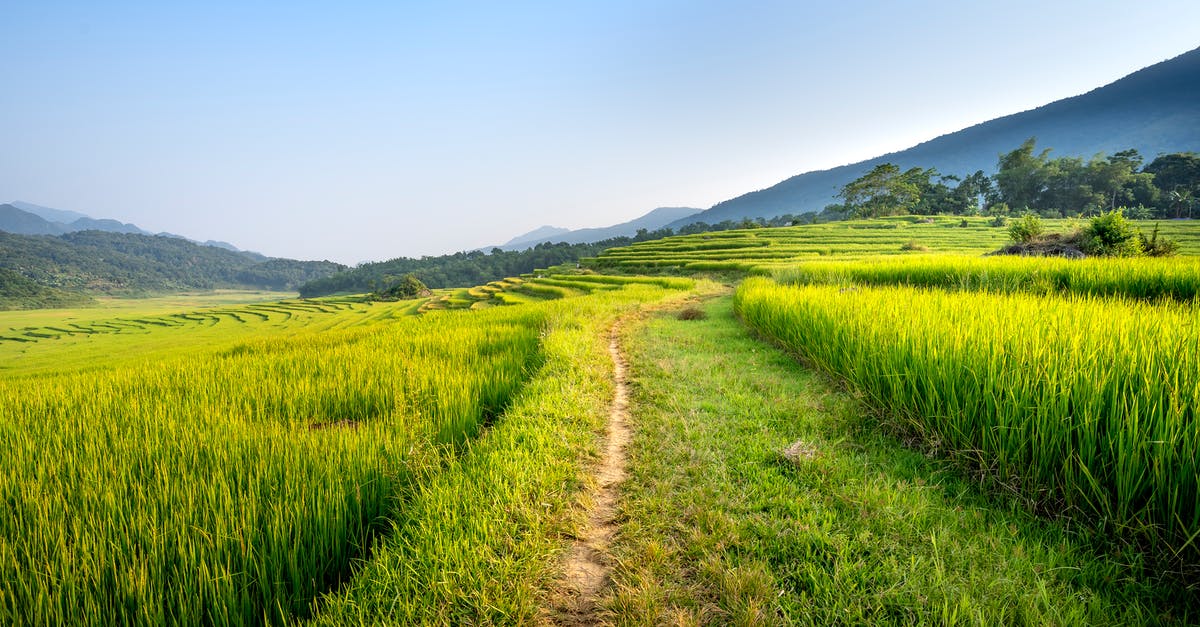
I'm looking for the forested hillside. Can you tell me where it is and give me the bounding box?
[676,46,1200,226]
[0,230,343,307]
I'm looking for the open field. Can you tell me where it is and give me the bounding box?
[606,297,1188,624]
[0,274,698,625]
[586,215,1200,272]
[5,216,1200,624]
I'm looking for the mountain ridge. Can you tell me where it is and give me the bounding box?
[495,206,701,250]
[671,46,1200,229]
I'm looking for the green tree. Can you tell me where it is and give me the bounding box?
[839,164,926,218]
[994,138,1052,211]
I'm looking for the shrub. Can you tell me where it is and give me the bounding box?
[1007,214,1045,243]
[900,241,929,252]
[989,214,1008,227]
[1139,223,1180,257]
[1080,210,1144,257]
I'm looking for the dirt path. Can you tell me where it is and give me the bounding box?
[548,321,632,625]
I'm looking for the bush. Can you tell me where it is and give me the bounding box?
[1080,210,1144,257]
[989,214,1008,227]
[900,241,929,252]
[1139,223,1180,257]
[373,273,429,300]
[1007,214,1045,243]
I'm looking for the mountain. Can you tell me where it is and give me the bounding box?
[1,201,269,255]
[8,201,89,224]
[66,217,147,234]
[503,226,572,248]
[2,201,151,236]
[0,230,345,308]
[671,46,1200,228]
[0,204,67,235]
[497,206,702,250]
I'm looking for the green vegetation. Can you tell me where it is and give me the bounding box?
[773,255,1200,300]
[0,270,695,625]
[0,268,93,310]
[6,211,1200,624]
[587,215,1200,273]
[0,230,343,309]
[836,140,1199,220]
[735,279,1199,566]
[605,297,1185,624]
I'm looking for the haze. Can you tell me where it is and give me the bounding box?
[3,1,1199,264]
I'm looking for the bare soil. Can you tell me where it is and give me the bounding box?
[546,322,631,625]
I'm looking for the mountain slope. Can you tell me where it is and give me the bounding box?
[0,204,67,235]
[8,201,89,224]
[673,46,1200,228]
[0,230,344,304]
[498,206,701,250]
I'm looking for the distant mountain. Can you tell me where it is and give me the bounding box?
[8,201,89,224]
[497,206,701,250]
[0,204,66,235]
[503,226,572,248]
[66,216,147,234]
[672,46,1200,228]
[0,230,345,308]
[0,201,269,255]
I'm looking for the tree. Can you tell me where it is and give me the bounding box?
[839,164,925,218]
[994,138,1052,211]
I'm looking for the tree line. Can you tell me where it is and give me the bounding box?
[833,138,1200,220]
[299,221,767,297]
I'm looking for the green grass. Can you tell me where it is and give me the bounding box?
[604,296,1193,624]
[0,275,698,625]
[308,284,702,624]
[735,279,1200,567]
[586,216,1200,274]
[773,254,1200,300]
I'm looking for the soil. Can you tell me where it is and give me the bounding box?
[546,322,631,625]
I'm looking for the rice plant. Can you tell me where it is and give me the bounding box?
[735,278,1200,565]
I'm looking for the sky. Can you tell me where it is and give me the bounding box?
[2,1,1199,264]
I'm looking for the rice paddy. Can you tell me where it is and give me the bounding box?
[6,214,1200,624]
[0,272,696,625]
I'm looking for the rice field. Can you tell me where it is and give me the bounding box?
[586,215,1200,272]
[585,217,1200,576]
[773,254,1200,300]
[0,272,695,625]
[735,278,1200,563]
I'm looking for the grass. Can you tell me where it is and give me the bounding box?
[604,296,1193,624]
[0,306,546,624]
[735,278,1200,567]
[0,274,698,625]
[773,254,1200,300]
[308,284,702,624]
[586,216,1200,274]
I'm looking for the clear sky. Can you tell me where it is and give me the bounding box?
[3,1,1199,264]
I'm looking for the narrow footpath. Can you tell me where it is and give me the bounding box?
[548,323,631,625]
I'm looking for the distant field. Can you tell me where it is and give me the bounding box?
[586,215,1200,271]
[6,216,1200,624]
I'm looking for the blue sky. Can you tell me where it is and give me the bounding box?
[3,1,1199,263]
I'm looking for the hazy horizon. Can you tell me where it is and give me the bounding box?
[3,1,1199,264]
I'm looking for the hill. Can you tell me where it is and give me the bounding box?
[496,206,701,250]
[8,201,90,224]
[673,46,1200,228]
[0,230,344,307]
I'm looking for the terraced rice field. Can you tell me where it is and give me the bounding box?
[0,272,695,625]
[586,215,1200,272]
